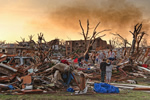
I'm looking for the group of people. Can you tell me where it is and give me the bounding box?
[99,50,116,84]
[76,49,116,84]
[77,53,89,67]
[100,59,113,84]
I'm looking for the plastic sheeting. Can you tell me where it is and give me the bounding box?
[93,83,119,93]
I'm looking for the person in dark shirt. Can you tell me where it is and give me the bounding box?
[84,53,89,62]
[100,59,111,82]
[78,56,84,67]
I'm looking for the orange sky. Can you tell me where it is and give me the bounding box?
[0,0,150,44]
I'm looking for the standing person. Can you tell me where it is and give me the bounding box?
[78,53,84,67]
[100,59,111,82]
[106,59,113,84]
[95,53,99,64]
[108,49,116,61]
[92,52,96,65]
[98,51,105,66]
[84,53,89,62]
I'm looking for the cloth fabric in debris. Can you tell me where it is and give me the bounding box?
[67,87,74,92]
[73,58,78,63]
[94,83,119,93]
[142,64,148,68]
[61,60,69,65]
[108,57,115,61]
[46,63,70,73]
[8,85,14,90]
[77,68,86,71]
[62,73,74,86]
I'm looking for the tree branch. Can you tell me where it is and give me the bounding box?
[93,22,100,33]
[95,29,110,36]
[79,20,86,39]
[86,19,89,38]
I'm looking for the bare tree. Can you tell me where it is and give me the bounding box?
[38,33,44,44]
[79,20,110,55]
[16,37,26,47]
[109,37,123,49]
[0,40,6,45]
[136,32,145,52]
[28,35,34,42]
[20,37,25,43]
[129,23,146,54]
[111,33,131,48]
[79,20,89,52]
[141,37,148,47]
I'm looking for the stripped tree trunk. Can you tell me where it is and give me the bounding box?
[79,20,109,56]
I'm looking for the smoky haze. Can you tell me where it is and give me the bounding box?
[49,0,150,39]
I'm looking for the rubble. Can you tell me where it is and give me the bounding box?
[0,25,150,95]
[0,47,149,95]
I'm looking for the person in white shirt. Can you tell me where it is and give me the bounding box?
[108,49,116,61]
[106,59,113,84]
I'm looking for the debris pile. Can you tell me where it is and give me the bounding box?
[0,23,150,95]
[0,46,149,95]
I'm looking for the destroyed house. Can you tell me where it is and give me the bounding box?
[66,37,111,55]
[47,39,59,50]
[17,40,36,50]
[47,39,66,56]
[0,44,17,54]
[0,44,33,55]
